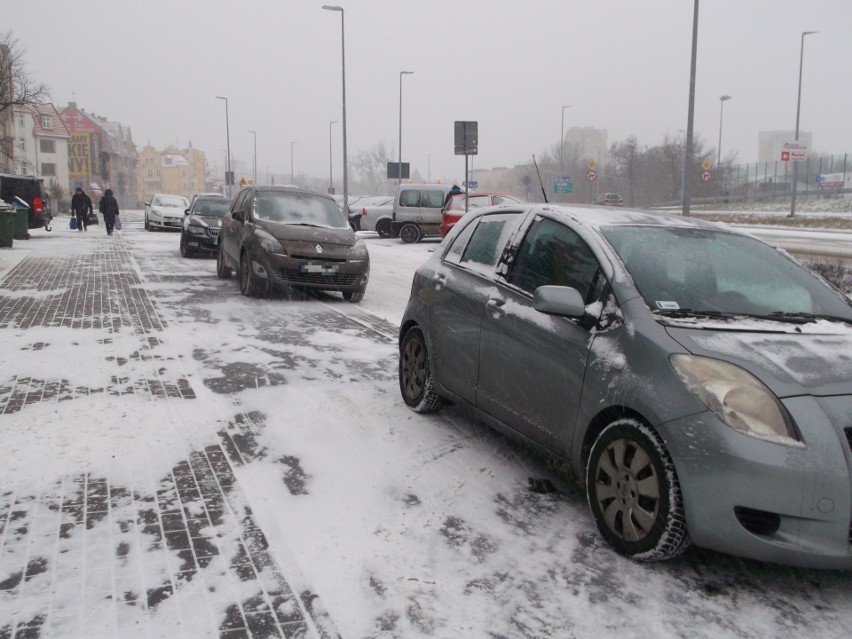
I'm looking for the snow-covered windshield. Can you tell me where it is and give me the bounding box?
[255,191,348,228]
[153,195,188,207]
[602,226,852,322]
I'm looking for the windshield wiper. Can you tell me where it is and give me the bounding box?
[654,308,733,319]
[767,311,852,326]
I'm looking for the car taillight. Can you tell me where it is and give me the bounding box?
[33,196,43,214]
[361,207,367,216]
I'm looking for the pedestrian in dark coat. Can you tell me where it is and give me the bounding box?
[70,187,93,232]
[99,188,119,236]
[443,184,463,209]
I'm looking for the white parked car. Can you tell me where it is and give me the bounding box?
[355,196,394,236]
[144,194,190,231]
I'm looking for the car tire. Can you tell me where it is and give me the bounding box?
[144,215,150,231]
[399,223,422,244]
[342,289,364,303]
[586,418,689,562]
[376,219,393,239]
[180,234,192,258]
[216,244,231,279]
[399,326,444,413]
[239,249,268,298]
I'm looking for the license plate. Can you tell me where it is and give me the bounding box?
[299,262,339,274]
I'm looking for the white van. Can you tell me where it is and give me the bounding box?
[392,183,452,243]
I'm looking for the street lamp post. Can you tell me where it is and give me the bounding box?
[790,30,818,217]
[248,130,257,185]
[323,5,348,212]
[398,70,414,184]
[717,95,731,197]
[215,96,231,195]
[681,0,699,217]
[560,104,570,169]
[290,141,297,185]
[329,120,338,194]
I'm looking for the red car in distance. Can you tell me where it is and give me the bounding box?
[440,192,523,237]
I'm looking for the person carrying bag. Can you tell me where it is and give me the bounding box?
[99,188,120,236]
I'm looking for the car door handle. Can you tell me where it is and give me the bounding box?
[432,273,446,290]
[486,298,506,319]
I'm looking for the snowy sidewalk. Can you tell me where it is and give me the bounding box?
[0,233,333,638]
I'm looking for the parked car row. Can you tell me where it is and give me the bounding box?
[166,183,852,570]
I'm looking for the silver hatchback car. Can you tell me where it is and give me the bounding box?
[399,203,852,568]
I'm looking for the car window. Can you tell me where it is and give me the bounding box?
[445,213,519,276]
[399,190,420,207]
[603,226,852,318]
[254,191,348,228]
[493,195,520,205]
[421,190,446,208]
[230,190,248,214]
[194,199,230,217]
[508,217,601,302]
[156,195,188,207]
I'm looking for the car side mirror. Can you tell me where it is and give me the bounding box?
[533,285,586,317]
[232,210,243,223]
[184,209,190,215]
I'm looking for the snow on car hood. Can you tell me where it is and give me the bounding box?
[665,325,852,398]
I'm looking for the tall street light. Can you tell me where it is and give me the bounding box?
[290,141,297,185]
[248,130,257,185]
[681,0,699,217]
[790,30,818,217]
[323,5,348,211]
[717,95,731,197]
[215,96,231,195]
[398,70,414,184]
[329,120,338,194]
[560,104,570,169]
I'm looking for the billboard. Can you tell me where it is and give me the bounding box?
[68,133,90,177]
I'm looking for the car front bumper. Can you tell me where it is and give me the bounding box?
[149,212,183,230]
[254,252,369,293]
[661,394,852,569]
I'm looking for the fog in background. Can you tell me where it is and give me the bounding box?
[6,0,852,184]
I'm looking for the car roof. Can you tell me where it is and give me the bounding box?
[530,204,722,232]
[250,185,337,202]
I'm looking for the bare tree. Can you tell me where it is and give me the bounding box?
[0,32,49,113]
[1,32,51,169]
[351,141,392,190]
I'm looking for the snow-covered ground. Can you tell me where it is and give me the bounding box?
[1,211,849,638]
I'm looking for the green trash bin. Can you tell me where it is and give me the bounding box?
[12,199,31,240]
[0,202,15,248]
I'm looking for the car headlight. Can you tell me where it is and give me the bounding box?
[670,354,801,445]
[347,239,368,262]
[256,229,287,255]
[188,220,208,236]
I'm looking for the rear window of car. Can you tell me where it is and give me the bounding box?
[444,212,521,275]
[255,191,348,228]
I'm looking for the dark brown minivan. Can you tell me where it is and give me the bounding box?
[216,186,370,302]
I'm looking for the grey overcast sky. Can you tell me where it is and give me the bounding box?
[6,0,852,183]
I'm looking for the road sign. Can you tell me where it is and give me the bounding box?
[454,121,478,155]
[386,162,410,179]
[586,169,597,182]
[700,170,712,182]
[554,176,573,193]
[466,180,478,189]
[587,160,597,169]
[782,141,807,162]
[702,161,712,170]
